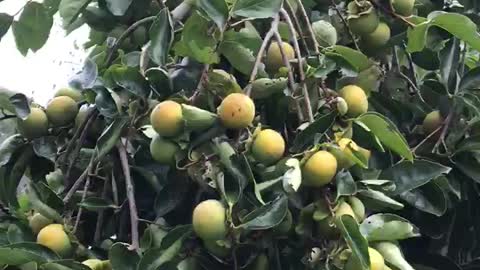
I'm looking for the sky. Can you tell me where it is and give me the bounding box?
[0,0,89,105]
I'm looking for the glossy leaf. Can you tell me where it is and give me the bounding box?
[105,0,133,16]
[59,0,90,27]
[96,117,129,160]
[0,242,59,265]
[360,214,420,241]
[109,242,140,270]
[357,112,413,161]
[9,93,30,120]
[380,160,451,195]
[12,2,53,55]
[337,215,370,270]
[232,0,283,19]
[240,195,288,230]
[0,13,13,42]
[291,111,336,152]
[149,8,173,66]
[197,0,228,30]
[78,197,118,211]
[0,134,24,166]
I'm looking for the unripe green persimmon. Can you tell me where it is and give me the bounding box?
[150,135,179,165]
[46,96,79,127]
[423,110,443,134]
[29,213,53,234]
[347,1,379,35]
[150,100,184,137]
[391,0,415,16]
[312,20,338,47]
[251,129,285,165]
[335,201,356,221]
[54,87,83,102]
[192,200,227,240]
[338,85,368,117]
[251,254,269,270]
[37,224,72,257]
[302,151,338,187]
[17,108,49,139]
[265,41,295,73]
[82,259,109,270]
[361,22,391,48]
[218,93,255,129]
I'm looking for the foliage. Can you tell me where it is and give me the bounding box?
[1,0,480,269]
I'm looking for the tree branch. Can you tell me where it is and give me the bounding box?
[245,16,280,96]
[64,109,99,186]
[280,9,315,123]
[63,155,95,204]
[283,0,309,55]
[94,175,111,243]
[117,140,140,251]
[73,173,92,233]
[293,0,320,54]
[330,0,360,51]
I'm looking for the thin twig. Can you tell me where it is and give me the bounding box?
[94,175,111,243]
[433,112,453,153]
[293,0,320,54]
[73,173,92,233]
[402,43,418,87]
[189,64,210,104]
[272,31,305,122]
[111,171,119,207]
[280,9,315,123]
[371,0,415,27]
[105,16,156,66]
[117,140,140,251]
[411,125,443,153]
[0,114,15,121]
[65,110,99,186]
[63,155,95,204]
[245,16,280,96]
[331,0,360,50]
[283,0,309,55]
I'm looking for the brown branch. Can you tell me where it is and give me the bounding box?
[117,140,140,251]
[371,0,415,27]
[94,175,111,243]
[64,109,99,186]
[293,0,320,54]
[411,125,443,153]
[63,155,95,204]
[280,9,315,123]
[283,0,309,55]
[245,16,280,96]
[433,112,453,153]
[73,172,92,233]
[272,31,305,122]
[330,0,360,51]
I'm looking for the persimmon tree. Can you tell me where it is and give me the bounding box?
[0,0,480,269]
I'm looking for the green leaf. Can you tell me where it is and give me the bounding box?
[32,136,57,162]
[96,117,129,160]
[458,66,480,91]
[7,223,34,244]
[380,160,451,195]
[78,197,118,211]
[110,65,149,97]
[359,214,420,241]
[439,38,460,91]
[59,0,91,27]
[109,243,140,270]
[357,189,404,210]
[336,215,370,270]
[240,195,288,230]
[149,8,173,66]
[69,58,98,90]
[174,12,220,64]
[154,173,189,217]
[454,135,480,154]
[0,134,24,166]
[232,0,282,19]
[357,112,413,161]
[41,260,91,270]
[197,0,228,30]
[0,13,13,42]
[399,181,448,216]
[291,111,336,152]
[12,2,53,56]
[336,170,357,200]
[0,242,59,265]
[9,93,30,120]
[137,227,191,270]
[27,183,63,223]
[105,0,133,16]
[325,45,370,72]
[407,12,480,53]
[213,139,247,206]
[145,67,172,96]
[218,39,258,76]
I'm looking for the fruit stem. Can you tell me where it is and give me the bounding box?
[117,140,140,251]
[280,9,315,123]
